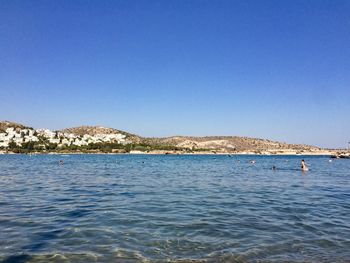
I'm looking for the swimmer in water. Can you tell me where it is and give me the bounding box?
[272,165,276,170]
[301,159,308,171]
[250,160,256,164]
[59,160,64,165]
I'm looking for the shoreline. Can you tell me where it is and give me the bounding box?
[0,150,339,156]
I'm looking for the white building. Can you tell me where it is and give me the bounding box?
[0,126,130,149]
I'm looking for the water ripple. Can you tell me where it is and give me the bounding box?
[0,154,349,262]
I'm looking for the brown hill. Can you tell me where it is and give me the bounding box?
[0,121,32,132]
[142,136,320,153]
[60,126,141,142]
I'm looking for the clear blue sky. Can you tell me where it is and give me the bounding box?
[1,0,349,148]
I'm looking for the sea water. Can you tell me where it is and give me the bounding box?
[0,154,349,262]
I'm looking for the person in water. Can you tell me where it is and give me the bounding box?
[301,159,308,171]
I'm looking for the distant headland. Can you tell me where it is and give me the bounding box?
[0,120,344,155]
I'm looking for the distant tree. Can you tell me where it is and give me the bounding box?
[22,141,35,151]
[46,143,58,150]
[125,144,132,152]
[8,141,17,149]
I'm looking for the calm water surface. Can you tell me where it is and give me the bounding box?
[0,154,349,262]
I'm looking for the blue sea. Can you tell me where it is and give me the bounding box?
[0,154,349,262]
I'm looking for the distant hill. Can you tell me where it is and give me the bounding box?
[1,120,323,153]
[0,121,32,132]
[142,136,321,153]
[59,126,142,143]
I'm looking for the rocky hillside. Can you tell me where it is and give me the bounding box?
[142,136,321,153]
[0,121,31,132]
[60,126,141,142]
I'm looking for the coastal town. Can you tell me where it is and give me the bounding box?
[0,122,129,150]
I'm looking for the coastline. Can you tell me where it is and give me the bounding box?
[2,121,345,157]
[0,150,339,156]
